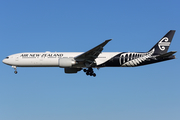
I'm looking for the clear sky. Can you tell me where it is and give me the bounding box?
[0,0,180,120]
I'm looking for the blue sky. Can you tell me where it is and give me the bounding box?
[0,0,180,120]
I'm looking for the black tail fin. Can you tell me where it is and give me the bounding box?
[149,30,176,55]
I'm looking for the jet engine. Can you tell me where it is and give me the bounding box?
[59,58,77,68]
[64,68,82,73]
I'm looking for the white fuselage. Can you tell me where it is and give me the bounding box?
[2,52,120,67]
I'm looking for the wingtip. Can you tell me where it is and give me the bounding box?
[106,39,112,42]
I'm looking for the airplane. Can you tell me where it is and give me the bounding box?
[2,30,177,77]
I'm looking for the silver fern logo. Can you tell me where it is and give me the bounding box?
[158,37,170,51]
[119,49,155,67]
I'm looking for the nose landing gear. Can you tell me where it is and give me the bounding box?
[12,66,18,74]
[83,67,96,77]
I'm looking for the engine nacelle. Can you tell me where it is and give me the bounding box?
[64,68,82,73]
[59,58,76,68]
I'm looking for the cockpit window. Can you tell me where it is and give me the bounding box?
[5,57,9,59]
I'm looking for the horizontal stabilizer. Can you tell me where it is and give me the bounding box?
[156,51,177,59]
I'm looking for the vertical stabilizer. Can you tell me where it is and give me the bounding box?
[149,30,175,55]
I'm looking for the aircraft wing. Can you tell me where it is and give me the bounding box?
[75,39,112,66]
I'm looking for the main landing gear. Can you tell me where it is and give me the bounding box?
[83,67,96,77]
[12,66,18,74]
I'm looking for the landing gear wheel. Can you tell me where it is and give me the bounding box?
[12,66,18,74]
[84,67,96,77]
[93,73,96,77]
[86,72,89,75]
[83,69,87,72]
[89,71,93,76]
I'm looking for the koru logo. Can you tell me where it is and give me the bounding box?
[158,37,170,51]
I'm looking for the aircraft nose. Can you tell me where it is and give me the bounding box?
[2,59,6,64]
[2,59,9,65]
